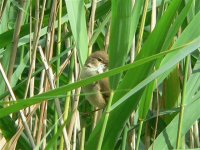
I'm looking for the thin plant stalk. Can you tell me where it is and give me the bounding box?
[35,68,45,144]
[0,0,6,21]
[151,0,156,31]
[44,0,58,60]
[128,112,136,149]
[89,12,111,47]
[92,109,102,130]
[0,63,36,148]
[34,1,45,145]
[152,74,159,150]
[151,2,158,149]
[63,70,73,120]
[57,51,74,78]
[193,121,200,147]
[38,46,70,150]
[68,49,81,141]
[129,34,135,150]
[121,125,128,150]
[68,88,81,141]
[34,1,51,146]
[36,100,47,144]
[7,0,27,82]
[176,55,190,148]
[97,91,114,150]
[60,52,74,150]
[24,0,47,99]
[19,47,25,80]
[59,86,71,148]
[63,53,74,121]
[55,0,62,149]
[88,0,97,55]
[33,114,38,138]
[136,120,143,150]
[28,0,34,131]
[72,115,78,150]
[29,0,32,75]
[54,112,58,149]
[45,0,58,62]
[190,128,194,148]
[80,127,86,150]
[42,105,47,149]
[104,22,110,52]
[135,0,151,149]
[135,0,150,54]
[27,0,34,98]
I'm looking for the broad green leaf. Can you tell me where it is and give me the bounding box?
[185,58,200,104]
[64,0,88,66]
[111,36,200,150]
[95,0,111,19]
[162,68,181,110]
[0,0,11,33]
[161,0,193,51]
[138,82,154,120]
[0,45,12,95]
[137,0,192,122]
[110,37,200,111]
[148,96,200,150]
[128,0,145,48]
[11,51,29,86]
[135,0,192,123]
[158,6,200,84]
[0,49,4,58]
[195,0,200,14]
[108,0,135,89]
[110,8,200,111]
[0,0,13,96]
[86,0,182,149]
[161,67,181,123]
[148,8,200,150]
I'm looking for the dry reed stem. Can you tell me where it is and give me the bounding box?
[24,0,47,99]
[7,0,26,83]
[38,46,70,149]
[0,63,36,148]
[88,0,97,55]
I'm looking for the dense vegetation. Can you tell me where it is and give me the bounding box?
[0,0,200,149]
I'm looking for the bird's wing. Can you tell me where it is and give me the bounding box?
[99,78,110,102]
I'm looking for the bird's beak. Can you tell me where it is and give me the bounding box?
[85,63,92,68]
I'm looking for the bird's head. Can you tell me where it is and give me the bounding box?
[84,51,108,73]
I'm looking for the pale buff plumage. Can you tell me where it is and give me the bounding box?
[80,51,110,108]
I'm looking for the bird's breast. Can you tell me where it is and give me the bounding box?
[80,67,98,79]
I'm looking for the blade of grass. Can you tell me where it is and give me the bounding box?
[64,0,88,66]
[176,55,190,148]
[148,96,200,149]
[108,0,135,89]
[0,42,197,119]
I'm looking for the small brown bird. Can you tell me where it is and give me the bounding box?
[80,51,110,108]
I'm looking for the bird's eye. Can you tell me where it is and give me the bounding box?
[97,57,103,62]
